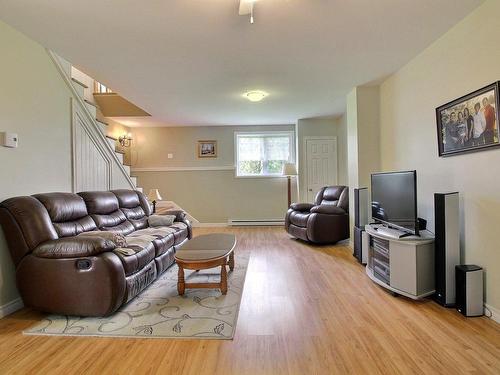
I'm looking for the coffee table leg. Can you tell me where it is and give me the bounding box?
[229,252,235,272]
[178,265,185,295]
[220,264,228,295]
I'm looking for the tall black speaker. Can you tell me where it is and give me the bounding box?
[434,192,460,307]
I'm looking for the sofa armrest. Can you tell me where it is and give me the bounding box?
[310,205,347,215]
[161,210,186,222]
[183,217,193,239]
[32,236,116,259]
[289,203,315,212]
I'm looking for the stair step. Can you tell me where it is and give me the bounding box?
[106,136,116,150]
[130,176,137,186]
[115,151,124,164]
[71,77,88,89]
[123,165,131,175]
[136,187,143,193]
[84,99,98,107]
[84,101,97,118]
[115,149,125,154]
[96,118,109,126]
[71,79,86,98]
[55,55,72,77]
[95,120,107,135]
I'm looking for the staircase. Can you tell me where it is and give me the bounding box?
[48,51,142,193]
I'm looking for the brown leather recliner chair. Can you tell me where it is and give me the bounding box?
[285,186,349,244]
[0,189,191,317]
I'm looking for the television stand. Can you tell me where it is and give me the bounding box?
[365,224,435,300]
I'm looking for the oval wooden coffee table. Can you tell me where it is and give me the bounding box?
[174,233,236,295]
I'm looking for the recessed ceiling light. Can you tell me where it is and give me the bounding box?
[244,90,268,102]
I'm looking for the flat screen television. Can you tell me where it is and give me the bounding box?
[371,170,418,235]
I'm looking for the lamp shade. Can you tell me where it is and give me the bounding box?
[282,163,298,176]
[148,189,162,201]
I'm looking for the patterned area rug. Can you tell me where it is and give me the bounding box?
[24,253,249,339]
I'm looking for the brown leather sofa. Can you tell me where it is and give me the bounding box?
[285,186,349,244]
[0,189,191,317]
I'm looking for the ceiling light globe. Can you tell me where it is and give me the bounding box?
[245,90,268,102]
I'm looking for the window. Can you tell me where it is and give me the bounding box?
[235,131,295,177]
[94,81,113,94]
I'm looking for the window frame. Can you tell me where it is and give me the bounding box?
[234,131,295,178]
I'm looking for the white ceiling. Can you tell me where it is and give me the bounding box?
[0,0,483,126]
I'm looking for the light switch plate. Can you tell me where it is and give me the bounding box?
[167,153,174,159]
[0,132,18,148]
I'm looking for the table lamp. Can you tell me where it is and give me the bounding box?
[282,163,298,207]
[148,189,162,213]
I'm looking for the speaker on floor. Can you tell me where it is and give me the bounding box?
[434,192,460,307]
[456,265,483,317]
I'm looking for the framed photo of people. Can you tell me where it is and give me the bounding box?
[436,82,500,157]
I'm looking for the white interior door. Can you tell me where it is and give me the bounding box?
[305,138,337,202]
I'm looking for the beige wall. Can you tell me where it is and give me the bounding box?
[296,117,348,202]
[107,120,132,165]
[336,113,348,187]
[379,0,500,311]
[346,86,381,235]
[130,125,297,223]
[0,21,73,307]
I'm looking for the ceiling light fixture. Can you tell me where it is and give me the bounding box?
[239,0,258,24]
[244,90,268,102]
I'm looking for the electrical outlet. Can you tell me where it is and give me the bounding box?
[0,132,18,148]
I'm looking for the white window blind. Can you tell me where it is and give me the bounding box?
[235,132,294,177]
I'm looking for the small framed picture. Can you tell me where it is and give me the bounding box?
[197,140,217,158]
[436,82,500,157]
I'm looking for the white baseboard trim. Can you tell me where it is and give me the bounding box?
[132,166,235,172]
[228,219,285,226]
[192,222,228,228]
[485,303,500,324]
[0,298,23,319]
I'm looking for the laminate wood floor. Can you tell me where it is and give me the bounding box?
[0,227,499,374]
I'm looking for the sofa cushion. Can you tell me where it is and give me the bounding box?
[78,191,135,235]
[78,231,127,247]
[112,189,140,208]
[34,193,97,237]
[315,186,349,212]
[113,234,156,276]
[148,214,176,227]
[171,223,189,245]
[288,211,310,228]
[78,191,119,214]
[128,226,176,256]
[128,223,188,256]
[112,190,150,230]
[121,206,149,230]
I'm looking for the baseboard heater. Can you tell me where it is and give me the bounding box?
[228,219,285,226]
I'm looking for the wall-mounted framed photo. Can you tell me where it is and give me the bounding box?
[197,140,217,158]
[436,81,499,157]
